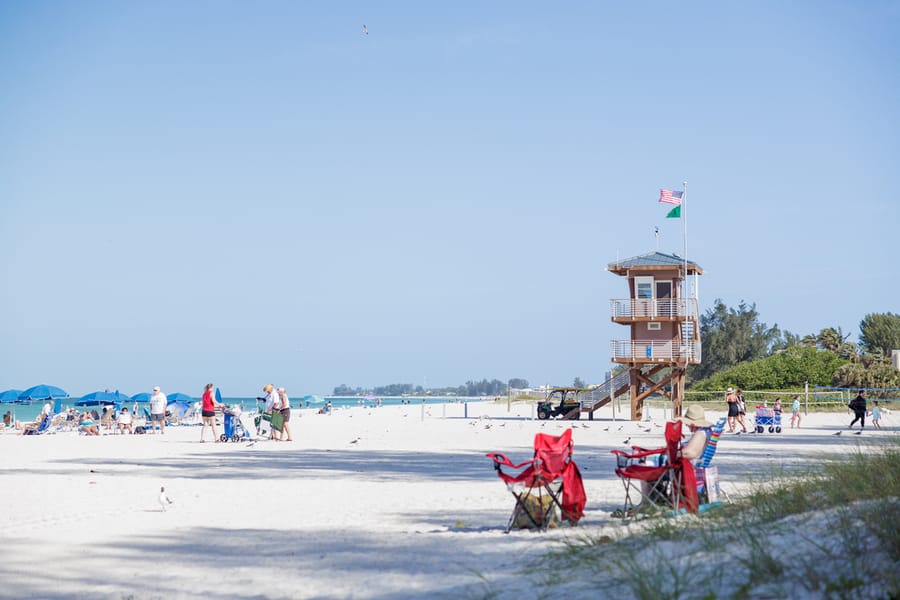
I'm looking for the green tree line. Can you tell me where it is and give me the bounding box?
[689,303,900,390]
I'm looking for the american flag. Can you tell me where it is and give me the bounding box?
[659,189,683,205]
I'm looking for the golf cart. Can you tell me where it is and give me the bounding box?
[537,387,586,420]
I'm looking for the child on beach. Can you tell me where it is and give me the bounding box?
[773,398,782,418]
[791,395,801,428]
[871,401,881,430]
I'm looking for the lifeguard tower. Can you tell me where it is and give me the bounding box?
[604,251,702,420]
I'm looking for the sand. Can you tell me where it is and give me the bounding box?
[0,401,894,599]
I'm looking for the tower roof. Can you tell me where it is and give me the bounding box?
[607,251,703,276]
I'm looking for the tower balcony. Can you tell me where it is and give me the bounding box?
[610,298,699,323]
[610,339,702,364]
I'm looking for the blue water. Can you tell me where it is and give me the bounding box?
[2,396,482,424]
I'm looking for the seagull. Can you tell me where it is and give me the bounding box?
[854,431,862,435]
[350,438,360,444]
[158,487,173,511]
[362,24,368,35]
[617,426,623,431]
[623,437,631,445]
[833,431,842,436]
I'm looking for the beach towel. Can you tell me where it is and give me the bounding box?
[270,410,284,432]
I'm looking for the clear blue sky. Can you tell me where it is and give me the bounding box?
[1,2,898,397]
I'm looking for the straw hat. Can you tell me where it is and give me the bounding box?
[681,404,712,428]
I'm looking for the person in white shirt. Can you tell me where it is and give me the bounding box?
[116,407,134,434]
[149,386,168,434]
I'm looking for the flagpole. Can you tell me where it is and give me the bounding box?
[682,180,688,300]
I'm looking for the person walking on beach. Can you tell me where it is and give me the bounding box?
[200,383,224,442]
[277,387,293,442]
[790,395,802,428]
[149,386,168,434]
[725,387,740,433]
[735,388,749,434]
[848,389,866,433]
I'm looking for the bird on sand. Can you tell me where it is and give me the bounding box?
[833,431,842,436]
[623,437,631,445]
[158,487,174,511]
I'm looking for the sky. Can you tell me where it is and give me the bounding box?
[1,1,898,397]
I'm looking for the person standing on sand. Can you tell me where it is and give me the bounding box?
[848,389,866,433]
[790,395,802,428]
[735,388,749,434]
[725,387,740,433]
[263,384,280,440]
[277,387,293,442]
[149,386,168,434]
[200,383,224,442]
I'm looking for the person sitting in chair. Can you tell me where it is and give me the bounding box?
[679,404,713,461]
[116,407,134,434]
[79,411,100,436]
[635,405,712,510]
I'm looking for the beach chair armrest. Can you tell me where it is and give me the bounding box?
[486,453,535,470]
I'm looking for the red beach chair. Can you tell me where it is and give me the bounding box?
[487,428,586,532]
[611,420,698,518]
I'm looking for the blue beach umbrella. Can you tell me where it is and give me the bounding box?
[75,390,132,406]
[0,389,23,402]
[19,384,68,401]
[130,393,152,403]
[166,392,194,404]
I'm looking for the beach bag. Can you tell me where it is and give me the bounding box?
[511,492,559,529]
[270,410,284,432]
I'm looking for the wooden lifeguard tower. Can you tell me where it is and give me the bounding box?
[607,251,703,420]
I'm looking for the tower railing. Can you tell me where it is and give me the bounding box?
[610,339,702,363]
[610,297,699,320]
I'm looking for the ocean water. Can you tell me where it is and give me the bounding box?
[2,396,484,424]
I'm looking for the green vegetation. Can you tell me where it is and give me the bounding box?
[333,378,530,397]
[690,307,900,391]
[858,312,900,357]
[495,441,900,599]
[690,346,849,391]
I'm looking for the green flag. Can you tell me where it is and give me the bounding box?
[666,205,681,219]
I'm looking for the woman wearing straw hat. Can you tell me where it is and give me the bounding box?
[680,404,714,460]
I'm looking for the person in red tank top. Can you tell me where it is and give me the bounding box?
[200,383,223,442]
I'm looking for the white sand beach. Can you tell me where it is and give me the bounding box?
[0,401,895,599]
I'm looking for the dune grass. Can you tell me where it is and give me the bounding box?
[515,440,900,599]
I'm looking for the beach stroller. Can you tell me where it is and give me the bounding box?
[486,428,586,532]
[220,406,251,442]
[611,420,699,519]
[754,405,782,433]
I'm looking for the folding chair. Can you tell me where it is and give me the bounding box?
[487,428,586,532]
[22,413,52,436]
[611,420,698,519]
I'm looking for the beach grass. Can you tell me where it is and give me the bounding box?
[516,439,900,600]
